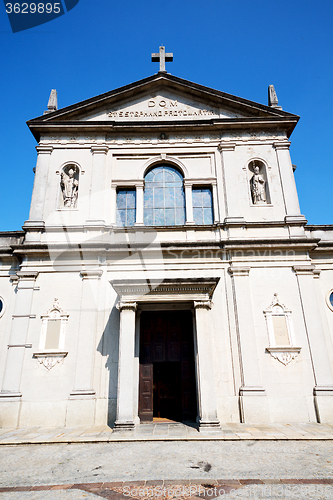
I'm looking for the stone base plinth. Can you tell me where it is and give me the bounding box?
[0,400,21,428]
[198,420,221,433]
[239,387,270,423]
[113,420,136,431]
[314,386,333,423]
[66,398,96,427]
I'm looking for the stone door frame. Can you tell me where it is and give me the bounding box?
[110,277,221,432]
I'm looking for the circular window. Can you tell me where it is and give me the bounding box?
[326,290,333,312]
[0,297,4,318]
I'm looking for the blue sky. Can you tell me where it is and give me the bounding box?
[0,0,332,230]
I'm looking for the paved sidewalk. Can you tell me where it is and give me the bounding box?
[0,422,333,445]
[1,425,333,498]
[0,440,333,498]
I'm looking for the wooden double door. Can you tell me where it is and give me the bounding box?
[139,310,197,422]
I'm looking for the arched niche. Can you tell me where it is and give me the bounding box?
[58,163,80,209]
[248,159,271,205]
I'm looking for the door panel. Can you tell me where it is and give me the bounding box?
[139,363,153,420]
[139,310,197,422]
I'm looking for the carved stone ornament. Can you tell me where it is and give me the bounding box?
[34,352,68,370]
[42,298,67,318]
[265,347,301,366]
[33,298,68,370]
[264,294,301,366]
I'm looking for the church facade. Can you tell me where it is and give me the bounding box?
[1,58,333,430]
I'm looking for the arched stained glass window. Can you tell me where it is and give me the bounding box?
[144,165,185,226]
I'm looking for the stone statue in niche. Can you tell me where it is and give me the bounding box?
[60,166,79,208]
[250,163,266,204]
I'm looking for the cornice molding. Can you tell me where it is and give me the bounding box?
[184,178,217,187]
[111,277,219,304]
[111,180,144,188]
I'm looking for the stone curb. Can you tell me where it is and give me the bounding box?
[1,435,333,445]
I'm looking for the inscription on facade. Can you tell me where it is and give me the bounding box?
[108,99,219,119]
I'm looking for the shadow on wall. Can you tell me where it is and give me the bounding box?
[97,297,120,427]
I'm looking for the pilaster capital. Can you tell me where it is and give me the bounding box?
[16,270,39,281]
[36,145,53,155]
[184,179,193,188]
[116,301,137,312]
[292,265,316,276]
[193,300,213,310]
[90,145,109,155]
[218,141,236,152]
[80,270,103,280]
[273,141,291,151]
[228,266,250,277]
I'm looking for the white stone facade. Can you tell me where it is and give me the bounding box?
[1,73,333,429]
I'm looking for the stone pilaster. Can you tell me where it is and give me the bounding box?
[27,145,53,225]
[218,142,244,224]
[194,300,220,431]
[67,270,102,426]
[184,180,194,225]
[228,266,269,423]
[87,145,109,225]
[114,301,137,431]
[294,265,333,423]
[110,184,117,225]
[135,181,145,226]
[70,270,103,398]
[0,271,38,425]
[211,180,219,223]
[274,142,306,224]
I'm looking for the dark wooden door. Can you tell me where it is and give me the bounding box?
[139,310,197,422]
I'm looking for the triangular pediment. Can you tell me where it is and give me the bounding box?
[82,89,248,122]
[27,73,299,139]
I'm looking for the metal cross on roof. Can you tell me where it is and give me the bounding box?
[151,46,173,73]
